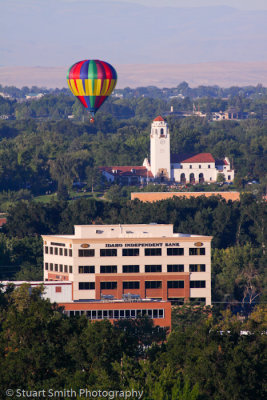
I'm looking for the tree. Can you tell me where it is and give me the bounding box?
[216,172,226,183]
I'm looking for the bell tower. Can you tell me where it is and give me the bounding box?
[150,116,171,180]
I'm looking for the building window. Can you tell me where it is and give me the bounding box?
[55,247,58,255]
[189,248,206,256]
[167,264,184,272]
[208,165,210,169]
[100,249,117,257]
[64,249,68,256]
[123,265,139,273]
[190,165,192,169]
[55,264,58,272]
[79,249,95,257]
[145,265,162,273]
[79,282,95,290]
[50,263,53,271]
[145,248,162,256]
[145,281,162,289]
[69,266,73,273]
[190,280,206,288]
[100,265,117,273]
[167,248,184,256]
[167,280,184,288]
[122,248,139,256]
[189,264,206,272]
[59,248,63,256]
[100,282,117,290]
[50,247,53,255]
[45,246,48,254]
[228,175,231,180]
[45,262,48,270]
[60,264,63,272]
[123,281,140,289]
[69,249,72,257]
[199,165,201,169]
[79,266,95,274]
[64,265,68,273]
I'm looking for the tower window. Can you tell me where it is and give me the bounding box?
[160,128,164,136]
[190,165,192,169]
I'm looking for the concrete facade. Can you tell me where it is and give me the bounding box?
[43,224,212,306]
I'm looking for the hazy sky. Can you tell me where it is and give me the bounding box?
[64,0,267,10]
[1,0,267,67]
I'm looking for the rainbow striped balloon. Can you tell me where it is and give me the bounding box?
[67,59,117,118]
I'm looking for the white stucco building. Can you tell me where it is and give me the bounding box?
[101,116,234,184]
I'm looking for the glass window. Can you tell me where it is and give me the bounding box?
[45,263,48,270]
[55,247,58,255]
[97,310,102,319]
[167,264,184,272]
[59,248,63,256]
[123,265,139,273]
[100,249,117,257]
[153,309,158,318]
[189,264,206,272]
[145,265,162,273]
[167,280,184,288]
[64,249,68,256]
[86,311,91,318]
[189,248,205,256]
[69,266,73,274]
[190,281,206,288]
[49,263,53,271]
[69,249,72,257]
[79,282,95,290]
[55,264,58,272]
[45,246,48,254]
[119,310,125,319]
[159,309,164,318]
[114,310,119,319]
[145,281,162,289]
[64,265,68,273]
[122,248,139,256]
[79,266,95,274]
[60,264,63,272]
[145,248,162,256]
[103,310,108,318]
[100,265,117,273]
[100,282,117,290]
[108,310,113,319]
[123,281,140,289]
[50,247,53,255]
[167,248,184,256]
[79,249,95,257]
[92,311,96,319]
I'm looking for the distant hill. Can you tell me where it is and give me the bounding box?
[1,62,267,89]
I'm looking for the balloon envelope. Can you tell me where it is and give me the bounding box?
[67,59,117,116]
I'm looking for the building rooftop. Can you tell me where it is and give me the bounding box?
[42,224,212,240]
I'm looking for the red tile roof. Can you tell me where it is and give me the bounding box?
[0,218,7,227]
[171,153,215,163]
[153,116,165,122]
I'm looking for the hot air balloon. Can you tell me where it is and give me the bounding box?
[67,59,117,123]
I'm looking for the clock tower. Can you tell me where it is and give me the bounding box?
[150,116,171,180]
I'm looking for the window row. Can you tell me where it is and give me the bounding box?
[53,248,206,257]
[78,280,187,290]
[45,246,72,257]
[45,263,72,273]
[66,308,165,320]
[77,264,205,273]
